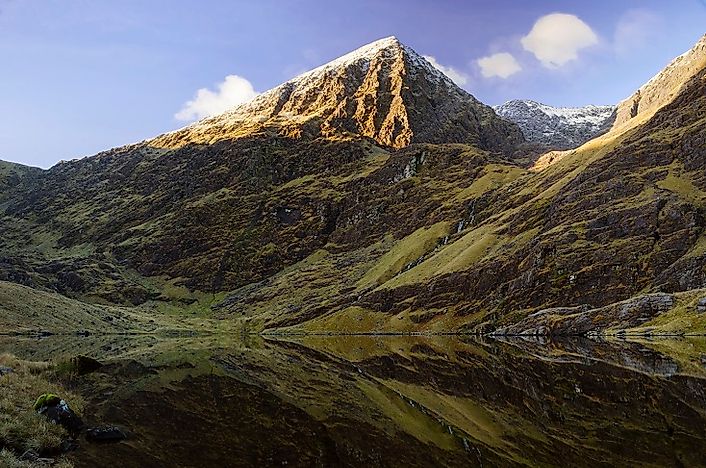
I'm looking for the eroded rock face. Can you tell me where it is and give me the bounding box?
[697,298,706,313]
[154,37,524,155]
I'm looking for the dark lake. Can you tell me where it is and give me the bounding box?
[3,334,706,467]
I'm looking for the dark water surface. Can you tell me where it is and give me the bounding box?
[2,334,706,467]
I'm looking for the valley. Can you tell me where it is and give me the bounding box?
[2,3,706,467]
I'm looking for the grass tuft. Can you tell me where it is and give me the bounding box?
[0,354,82,467]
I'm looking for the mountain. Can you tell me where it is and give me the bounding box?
[1,35,706,336]
[0,37,525,309]
[496,33,706,153]
[494,100,615,150]
[156,36,524,154]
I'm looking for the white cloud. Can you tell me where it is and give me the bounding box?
[614,10,662,55]
[175,75,259,121]
[422,55,469,85]
[521,13,598,68]
[476,52,522,79]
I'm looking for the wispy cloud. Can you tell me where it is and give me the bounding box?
[521,13,598,68]
[175,74,258,122]
[476,52,522,79]
[614,10,663,55]
[422,55,469,86]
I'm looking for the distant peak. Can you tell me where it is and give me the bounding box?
[495,99,616,150]
[498,99,613,111]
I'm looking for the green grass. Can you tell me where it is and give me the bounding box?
[0,281,161,334]
[657,167,706,205]
[448,164,525,205]
[357,222,450,289]
[0,280,231,335]
[381,224,501,289]
[634,289,706,335]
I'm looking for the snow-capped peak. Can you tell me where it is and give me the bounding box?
[154,36,523,153]
[175,36,476,136]
[275,36,457,99]
[613,33,706,129]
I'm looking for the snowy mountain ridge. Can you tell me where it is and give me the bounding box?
[494,99,616,150]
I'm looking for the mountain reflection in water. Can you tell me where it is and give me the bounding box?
[2,335,706,467]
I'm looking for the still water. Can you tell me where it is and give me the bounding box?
[2,334,706,467]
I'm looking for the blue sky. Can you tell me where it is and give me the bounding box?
[1,0,705,168]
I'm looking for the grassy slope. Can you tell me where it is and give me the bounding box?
[219,154,529,332]
[276,136,634,334]
[0,281,230,335]
[0,281,146,334]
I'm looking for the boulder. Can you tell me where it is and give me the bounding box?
[34,394,84,437]
[0,366,13,376]
[697,297,706,313]
[86,426,127,443]
[70,355,103,375]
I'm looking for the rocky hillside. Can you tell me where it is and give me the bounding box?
[0,160,40,199]
[1,35,705,336]
[494,100,615,150]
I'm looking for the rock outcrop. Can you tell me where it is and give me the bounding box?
[491,293,676,336]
